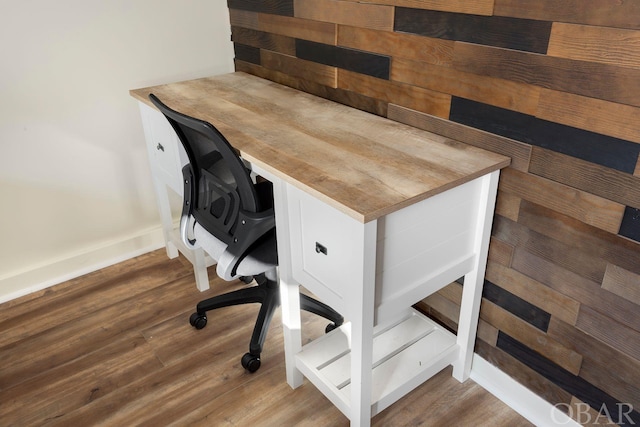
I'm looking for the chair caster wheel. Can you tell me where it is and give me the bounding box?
[325,323,339,333]
[241,352,261,373]
[189,313,207,329]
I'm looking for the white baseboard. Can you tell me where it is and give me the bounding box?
[0,227,166,304]
[471,354,579,426]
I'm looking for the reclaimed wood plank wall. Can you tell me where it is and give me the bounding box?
[225,0,640,423]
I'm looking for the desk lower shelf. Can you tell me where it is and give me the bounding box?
[295,309,458,418]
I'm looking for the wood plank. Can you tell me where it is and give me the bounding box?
[296,39,391,80]
[0,275,196,390]
[579,358,640,411]
[529,147,640,210]
[450,96,640,174]
[480,300,582,375]
[475,339,574,408]
[228,0,293,16]
[548,22,640,70]
[391,57,540,116]
[494,0,640,30]
[133,73,508,222]
[235,60,389,117]
[486,261,580,326]
[548,317,640,409]
[536,88,640,144]
[294,0,394,31]
[0,254,191,349]
[338,25,454,66]
[453,42,640,108]
[261,49,337,87]
[339,69,451,118]
[260,12,337,44]
[339,0,495,15]
[495,331,635,421]
[512,247,640,334]
[499,167,625,234]
[602,263,640,307]
[576,306,640,361]
[495,190,520,222]
[387,104,531,172]
[0,333,163,424]
[231,26,296,55]
[488,236,514,267]
[229,8,260,30]
[517,200,640,277]
[394,8,552,54]
[0,250,532,426]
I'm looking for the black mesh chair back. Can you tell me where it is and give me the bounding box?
[147,93,342,373]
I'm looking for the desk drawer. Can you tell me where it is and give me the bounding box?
[139,103,183,194]
[287,186,361,312]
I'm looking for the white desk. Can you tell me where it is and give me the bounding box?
[131,72,510,426]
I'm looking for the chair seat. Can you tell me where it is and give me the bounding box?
[193,222,277,278]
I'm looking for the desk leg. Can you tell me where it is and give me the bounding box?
[349,221,378,427]
[152,180,179,260]
[453,170,500,381]
[270,178,304,388]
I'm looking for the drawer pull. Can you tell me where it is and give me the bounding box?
[156,143,165,152]
[315,242,328,255]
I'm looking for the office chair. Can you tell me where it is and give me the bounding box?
[149,94,343,373]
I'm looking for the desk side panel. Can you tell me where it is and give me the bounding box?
[375,177,483,322]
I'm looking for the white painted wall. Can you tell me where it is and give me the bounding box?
[0,0,234,302]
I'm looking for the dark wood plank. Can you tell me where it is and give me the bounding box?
[475,340,574,408]
[294,0,394,31]
[231,26,296,55]
[494,0,640,30]
[619,206,640,243]
[529,147,640,210]
[453,42,640,107]
[228,0,293,16]
[496,332,640,424]
[449,97,640,174]
[394,8,552,54]
[296,39,391,79]
[387,104,531,171]
[483,280,551,332]
[234,43,261,64]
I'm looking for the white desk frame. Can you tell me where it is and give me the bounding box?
[133,73,506,426]
[253,164,500,427]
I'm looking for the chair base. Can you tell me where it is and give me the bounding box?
[189,273,343,372]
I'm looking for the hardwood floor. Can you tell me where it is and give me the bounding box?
[0,249,533,426]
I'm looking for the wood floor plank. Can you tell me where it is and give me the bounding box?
[0,249,532,425]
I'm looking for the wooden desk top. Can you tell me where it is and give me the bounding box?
[131,72,510,222]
